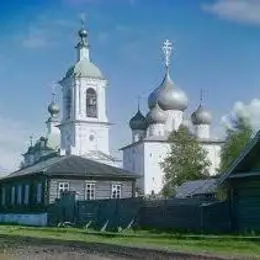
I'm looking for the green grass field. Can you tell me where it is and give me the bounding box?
[0,225,259,259]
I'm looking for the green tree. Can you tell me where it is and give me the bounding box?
[219,115,253,173]
[160,126,211,197]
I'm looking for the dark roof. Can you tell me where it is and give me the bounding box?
[2,155,138,180]
[175,179,217,198]
[218,131,260,184]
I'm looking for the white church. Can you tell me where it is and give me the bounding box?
[20,23,224,196]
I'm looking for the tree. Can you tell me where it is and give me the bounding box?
[160,126,211,197]
[219,115,253,173]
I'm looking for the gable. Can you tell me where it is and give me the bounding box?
[218,131,260,184]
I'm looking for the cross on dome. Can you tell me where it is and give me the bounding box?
[162,39,174,68]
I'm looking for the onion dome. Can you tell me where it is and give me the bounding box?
[157,71,188,111]
[148,39,188,111]
[78,28,88,38]
[129,110,147,130]
[146,103,167,125]
[191,104,212,125]
[48,101,60,117]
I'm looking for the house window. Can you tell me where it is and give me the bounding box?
[1,187,5,206]
[17,185,22,205]
[58,182,69,198]
[36,183,42,203]
[111,184,121,199]
[24,184,30,205]
[85,182,95,200]
[11,186,15,205]
[86,88,97,118]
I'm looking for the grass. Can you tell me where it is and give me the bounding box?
[0,225,259,259]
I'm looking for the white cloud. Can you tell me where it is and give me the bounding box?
[0,116,40,175]
[221,98,260,132]
[202,0,260,26]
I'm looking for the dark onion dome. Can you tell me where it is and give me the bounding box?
[48,101,60,117]
[148,71,188,111]
[191,104,212,125]
[146,103,167,125]
[129,110,147,130]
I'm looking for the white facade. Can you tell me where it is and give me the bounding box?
[122,39,224,195]
[58,26,116,166]
[122,139,222,195]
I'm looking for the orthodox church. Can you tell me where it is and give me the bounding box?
[121,40,225,195]
[22,24,120,169]
[7,23,224,203]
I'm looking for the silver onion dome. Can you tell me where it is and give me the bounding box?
[129,110,147,130]
[157,71,188,111]
[78,28,88,38]
[48,101,60,117]
[191,104,212,125]
[146,103,167,125]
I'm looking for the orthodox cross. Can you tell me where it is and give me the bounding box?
[29,135,33,147]
[51,83,57,102]
[80,13,86,28]
[200,89,207,105]
[137,96,141,111]
[162,39,173,68]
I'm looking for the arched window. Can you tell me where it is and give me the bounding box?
[86,88,97,118]
[66,89,71,120]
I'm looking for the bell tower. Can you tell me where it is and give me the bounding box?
[58,22,110,156]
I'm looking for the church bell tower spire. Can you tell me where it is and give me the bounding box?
[76,17,90,61]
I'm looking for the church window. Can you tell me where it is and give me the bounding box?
[66,89,71,120]
[58,182,69,198]
[89,134,95,142]
[11,186,15,205]
[17,185,22,205]
[37,183,42,203]
[111,184,121,199]
[24,184,30,205]
[1,187,5,206]
[85,182,95,200]
[86,88,97,118]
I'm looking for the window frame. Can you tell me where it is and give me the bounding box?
[111,184,122,199]
[85,182,96,200]
[58,182,70,198]
[86,88,98,118]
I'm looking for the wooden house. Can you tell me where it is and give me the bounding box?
[219,131,260,232]
[0,155,138,226]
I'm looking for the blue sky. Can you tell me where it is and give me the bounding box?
[1,0,260,171]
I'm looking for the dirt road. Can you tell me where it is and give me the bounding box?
[0,235,239,260]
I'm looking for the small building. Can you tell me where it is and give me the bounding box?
[175,179,217,200]
[219,131,260,232]
[0,155,138,226]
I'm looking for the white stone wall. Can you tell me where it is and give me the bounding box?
[143,142,170,194]
[122,143,145,194]
[201,143,222,175]
[194,124,210,139]
[59,74,110,156]
[165,110,183,133]
[122,140,222,195]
